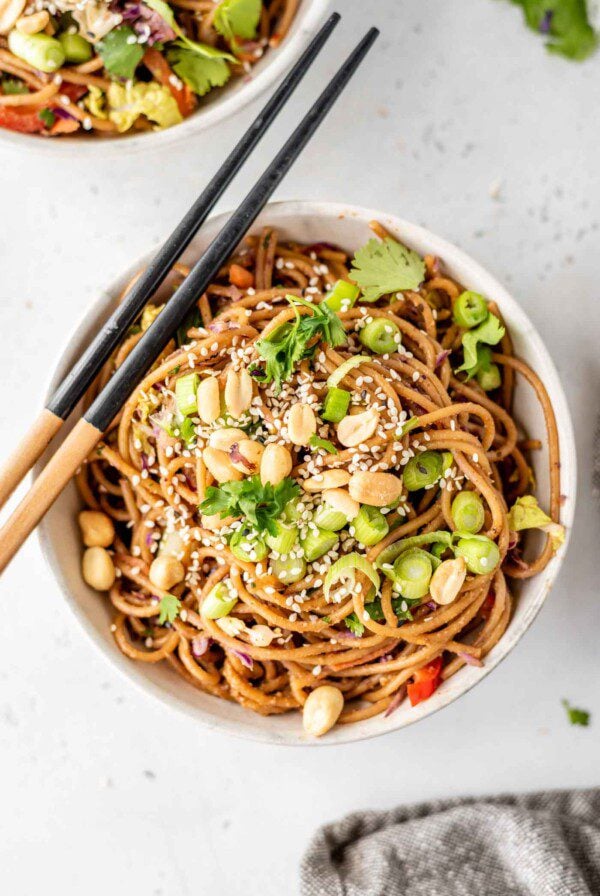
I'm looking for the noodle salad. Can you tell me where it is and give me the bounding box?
[0,0,297,137]
[75,222,564,737]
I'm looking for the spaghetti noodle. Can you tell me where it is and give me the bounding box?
[75,222,564,735]
[0,0,297,137]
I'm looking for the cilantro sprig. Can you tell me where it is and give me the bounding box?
[350,237,425,302]
[200,475,300,536]
[214,0,261,45]
[252,295,347,392]
[509,0,598,61]
[97,26,144,80]
[345,595,420,636]
[158,593,181,625]
[457,313,505,379]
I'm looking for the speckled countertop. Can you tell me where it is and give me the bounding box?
[0,2,599,894]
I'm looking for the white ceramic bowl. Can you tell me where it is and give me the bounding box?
[0,0,329,156]
[38,200,577,745]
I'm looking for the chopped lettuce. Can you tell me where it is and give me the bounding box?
[106,81,182,132]
[508,495,565,551]
[84,86,107,120]
[141,303,164,331]
[350,237,426,302]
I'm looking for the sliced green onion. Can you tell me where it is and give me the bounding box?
[201,581,237,619]
[352,505,389,547]
[402,450,443,491]
[8,31,65,73]
[358,318,401,355]
[430,541,447,560]
[324,552,380,602]
[323,279,360,312]
[229,529,268,563]
[270,555,306,584]
[283,497,303,523]
[399,416,420,437]
[175,373,199,417]
[451,491,485,534]
[327,355,370,388]
[321,387,350,423]
[393,548,433,600]
[452,291,489,329]
[309,434,338,454]
[313,504,349,532]
[441,451,453,473]
[454,535,500,575]
[477,363,502,391]
[300,527,338,562]
[58,31,92,63]
[265,521,298,554]
[376,530,453,570]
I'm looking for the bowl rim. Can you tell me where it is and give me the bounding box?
[37,199,578,746]
[0,0,330,158]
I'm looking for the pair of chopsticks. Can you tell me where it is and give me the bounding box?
[0,14,378,574]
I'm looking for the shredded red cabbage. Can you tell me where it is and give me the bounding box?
[233,650,253,670]
[459,652,483,667]
[435,349,450,369]
[191,636,211,657]
[114,1,175,44]
[384,685,407,717]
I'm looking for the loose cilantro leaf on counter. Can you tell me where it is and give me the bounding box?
[562,698,590,726]
[200,475,300,536]
[350,237,426,302]
[509,0,598,60]
[214,0,261,42]
[253,295,347,392]
[98,26,144,80]
[158,593,181,625]
[167,45,231,96]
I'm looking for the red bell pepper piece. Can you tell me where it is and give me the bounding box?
[0,105,46,134]
[407,656,443,707]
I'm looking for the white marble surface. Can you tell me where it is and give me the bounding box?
[1,1,599,893]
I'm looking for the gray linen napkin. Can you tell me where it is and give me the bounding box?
[300,789,600,896]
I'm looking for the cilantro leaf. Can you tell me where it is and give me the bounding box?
[253,295,347,392]
[562,698,590,726]
[146,0,235,60]
[214,0,261,42]
[457,313,505,378]
[97,26,144,80]
[158,593,181,625]
[350,237,426,302]
[510,0,597,60]
[200,475,300,536]
[38,108,55,129]
[309,435,338,454]
[1,78,28,95]
[167,45,231,96]
[345,595,419,636]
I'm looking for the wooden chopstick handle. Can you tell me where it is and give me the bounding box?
[0,418,101,574]
[0,409,63,512]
